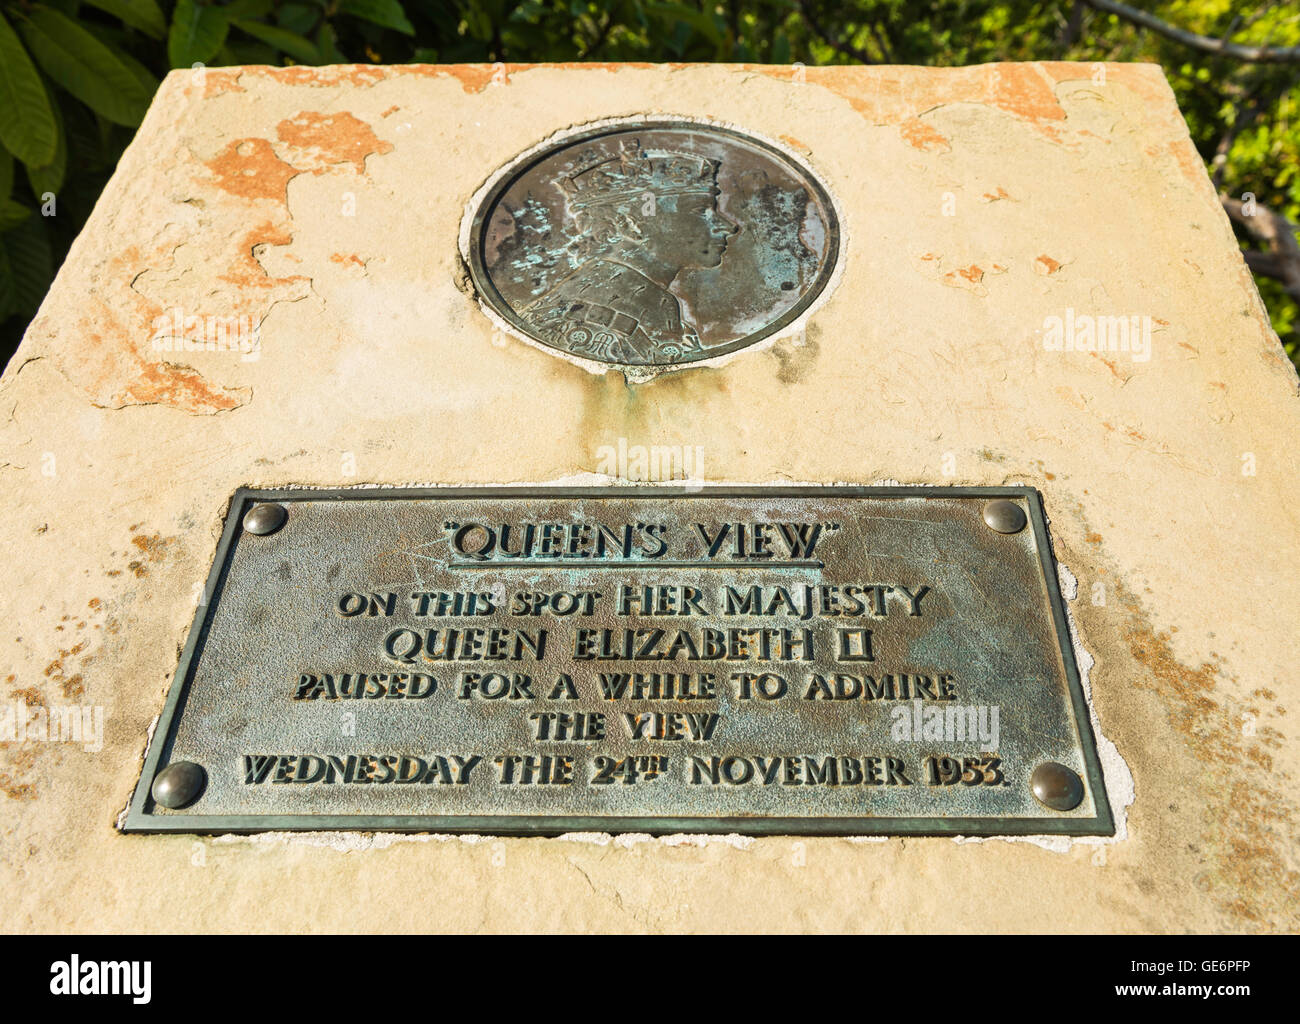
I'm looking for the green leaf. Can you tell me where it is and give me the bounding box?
[220,41,276,65]
[232,19,321,63]
[61,99,109,173]
[643,3,723,45]
[0,240,14,320]
[276,4,317,36]
[0,148,12,200]
[169,0,229,69]
[82,0,167,39]
[114,47,160,96]
[17,6,156,127]
[0,13,59,167]
[3,212,55,316]
[0,198,31,231]
[25,85,66,196]
[223,0,273,19]
[316,22,346,64]
[771,31,790,65]
[339,0,415,36]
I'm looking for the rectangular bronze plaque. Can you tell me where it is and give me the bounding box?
[124,487,1113,835]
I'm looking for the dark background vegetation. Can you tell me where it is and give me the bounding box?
[0,0,1297,370]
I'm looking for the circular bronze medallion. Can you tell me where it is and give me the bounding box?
[465,121,840,368]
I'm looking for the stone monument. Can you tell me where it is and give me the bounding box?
[1,62,1296,932]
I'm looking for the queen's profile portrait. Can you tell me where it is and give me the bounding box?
[519,139,739,365]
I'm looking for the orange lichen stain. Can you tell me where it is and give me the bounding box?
[88,598,100,610]
[118,358,245,413]
[190,63,393,97]
[406,61,680,92]
[759,62,1069,142]
[546,61,684,73]
[1034,254,1063,275]
[989,63,1067,125]
[1165,139,1207,187]
[1122,607,1300,927]
[330,253,366,269]
[981,187,1011,202]
[1085,532,1102,544]
[131,533,176,561]
[938,264,987,296]
[1044,471,1056,480]
[199,68,247,99]
[431,64,499,93]
[276,111,394,174]
[380,105,400,117]
[0,771,37,801]
[265,65,389,89]
[778,134,810,154]
[1095,354,1123,380]
[219,221,306,291]
[68,287,251,416]
[204,137,298,203]
[918,252,939,262]
[203,61,687,94]
[898,118,950,153]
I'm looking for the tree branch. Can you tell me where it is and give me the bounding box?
[1080,0,1300,63]
[1222,195,1300,302]
[1059,0,1086,50]
[868,20,895,64]
[578,13,613,60]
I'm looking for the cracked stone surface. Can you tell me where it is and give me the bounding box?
[0,62,1297,933]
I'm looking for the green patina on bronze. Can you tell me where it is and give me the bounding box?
[466,122,840,367]
[124,487,1113,837]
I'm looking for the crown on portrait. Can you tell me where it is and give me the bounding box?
[559,139,720,209]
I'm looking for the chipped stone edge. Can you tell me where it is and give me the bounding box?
[136,473,1130,855]
[117,711,161,831]
[454,113,850,384]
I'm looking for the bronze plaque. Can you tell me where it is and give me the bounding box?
[125,487,1112,836]
[464,122,839,366]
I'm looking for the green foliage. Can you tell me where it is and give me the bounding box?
[19,6,158,125]
[168,0,229,67]
[0,0,1297,367]
[0,12,59,167]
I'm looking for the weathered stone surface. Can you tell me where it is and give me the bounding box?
[1,62,1297,932]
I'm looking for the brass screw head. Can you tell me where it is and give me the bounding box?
[982,499,1027,534]
[1031,761,1085,811]
[151,761,207,809]
[242,503,287,536]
